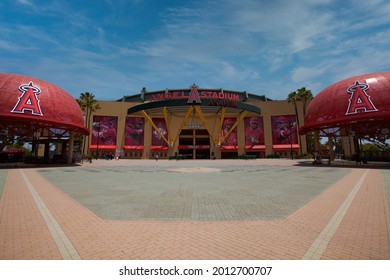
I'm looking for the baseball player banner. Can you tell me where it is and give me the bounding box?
[271,115,298,145]
[91,116,118,146]
[221,117,238,146]
[244,116,264,146]
[125,117,145,146]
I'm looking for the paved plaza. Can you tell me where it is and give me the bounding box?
[0,159,389,260]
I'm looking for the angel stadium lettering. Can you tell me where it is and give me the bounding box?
[149,90,239,108]
[150,91,187,101]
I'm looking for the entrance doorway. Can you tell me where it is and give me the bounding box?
[178,129,210,159]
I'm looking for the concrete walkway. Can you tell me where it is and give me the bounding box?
[0,159,389,260]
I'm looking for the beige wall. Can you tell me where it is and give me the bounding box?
[257,100,307,156]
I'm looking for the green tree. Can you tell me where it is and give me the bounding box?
[287,91,300,128]
[296,87,313,114]
[287,91,301,154]
[287,87,314,155]
[362,135,390,151]
[297,87,314,155]
[77,92,101,155]
[0,135,28,152]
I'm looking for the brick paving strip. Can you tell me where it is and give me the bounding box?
[0,170,62,259]
[20,170,81,260]
[320,169,390,259]
[302,170,369,259]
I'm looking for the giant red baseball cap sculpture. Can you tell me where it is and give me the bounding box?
[0,73,88,136]
[300,72,390,137]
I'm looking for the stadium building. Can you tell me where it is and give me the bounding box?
[2,72,389,163]
[88,84,307,160]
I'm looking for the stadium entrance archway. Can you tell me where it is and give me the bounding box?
[126,84,264,160]
[178,129,211,159]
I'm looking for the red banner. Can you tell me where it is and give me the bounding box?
[244,116,264,146]
[123,146,144,150]
[125,117,144,146]
[150,146,169,151]
[152,118,168,146]
[221,146,238,150]
[221,117,237,146]
[89,145,116,150]
[271,115,298,144]
[91,116,118,146]
[245,145,265,150]
[273,144,300,150]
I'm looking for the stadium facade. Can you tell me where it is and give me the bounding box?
[88,84,307,160]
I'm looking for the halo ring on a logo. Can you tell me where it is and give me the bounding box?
[19,82,41,94]
[347,82,368,93]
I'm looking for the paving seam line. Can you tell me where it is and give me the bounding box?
[302,169,369,260]
[20,169,81,260]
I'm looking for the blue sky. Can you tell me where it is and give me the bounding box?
[1,0,389,101]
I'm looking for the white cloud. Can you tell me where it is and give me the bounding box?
[291,67,327,83]
[0,39,24,51]
[226,0,336,52]
[2,0,390,101]
[16,0,35,7]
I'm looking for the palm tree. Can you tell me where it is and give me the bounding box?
[297,87,314,154]
[77,92,101,155]
[287,91,302,155]
[288,87,314,155]
[287,91,300,128]
[296,87,313,114]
